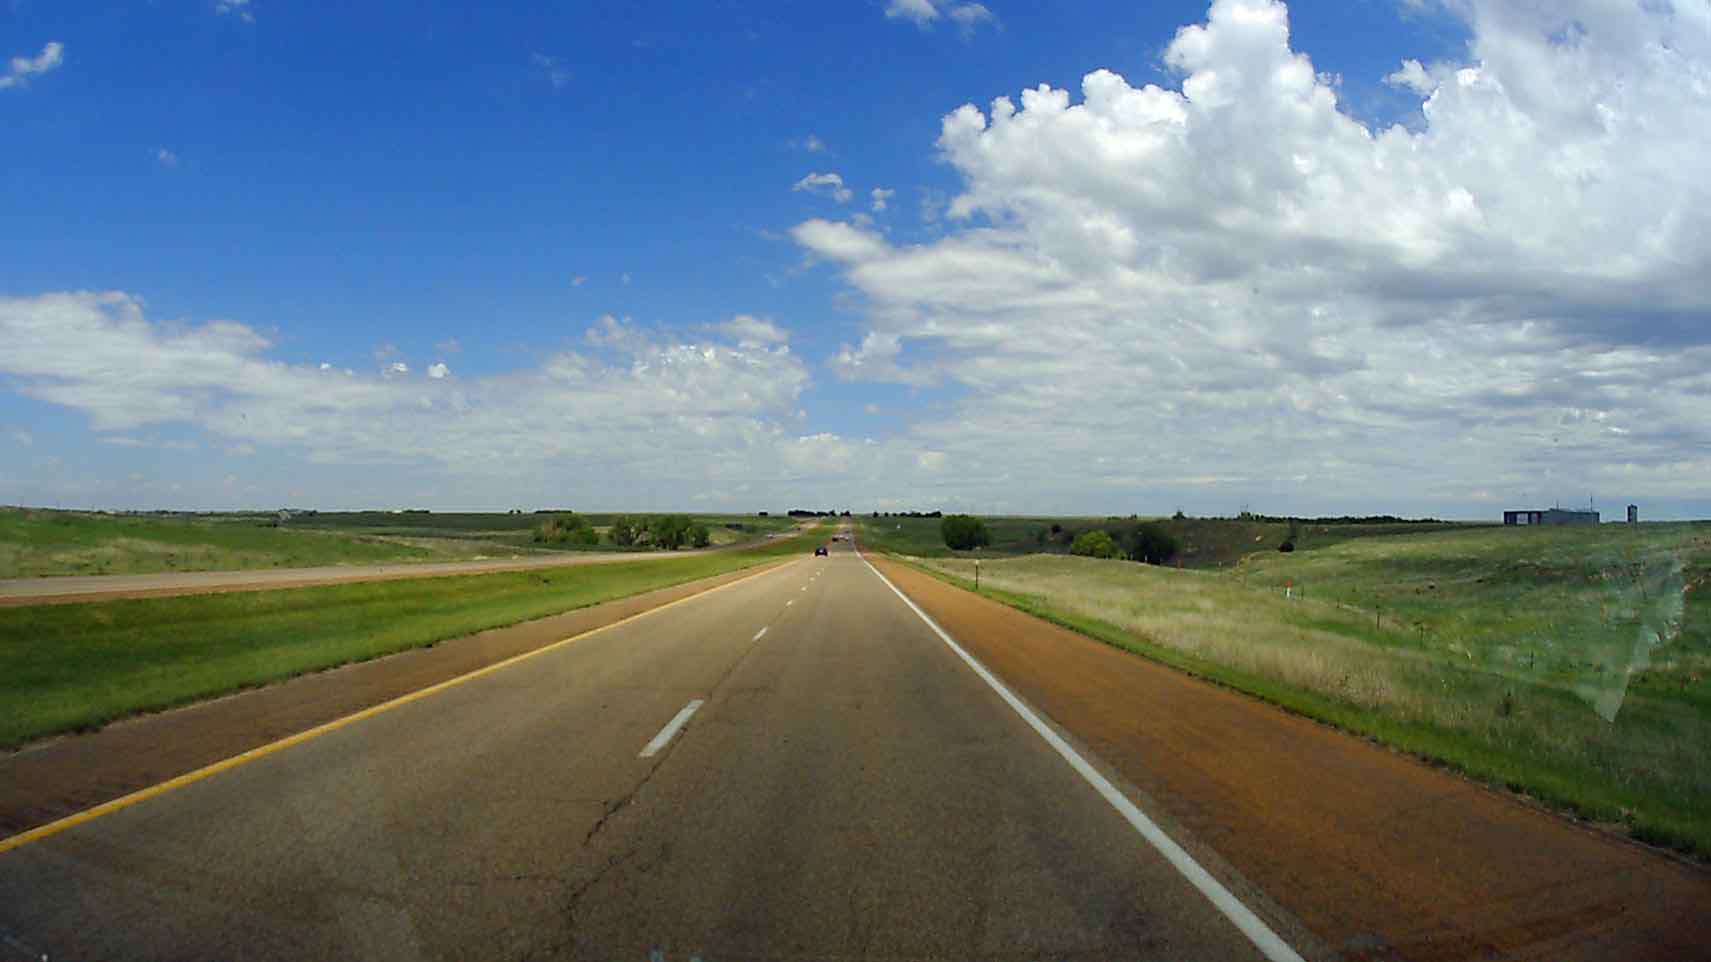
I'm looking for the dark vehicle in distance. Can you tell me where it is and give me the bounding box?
[814,545,829,556]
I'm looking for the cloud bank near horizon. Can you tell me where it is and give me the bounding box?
[797,0,1711,515]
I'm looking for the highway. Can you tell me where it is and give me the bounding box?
[0,538,1296,961]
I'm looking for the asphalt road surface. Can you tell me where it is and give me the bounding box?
[0,539,1297,961]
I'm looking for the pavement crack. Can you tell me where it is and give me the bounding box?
[449,872,568,888]
[585,758,665,847]
[555,848,636,956]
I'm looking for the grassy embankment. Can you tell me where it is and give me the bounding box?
[0,507,797,578]
[863,518,1711,857]
[0,508,450,578]
[0,522,825,749]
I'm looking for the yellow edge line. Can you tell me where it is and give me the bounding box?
[0,556,799,856]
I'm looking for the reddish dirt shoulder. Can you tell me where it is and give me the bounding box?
[871,556,1711,962]
[0,561,786,840]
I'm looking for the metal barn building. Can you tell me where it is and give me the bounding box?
[1503,508,1600,526]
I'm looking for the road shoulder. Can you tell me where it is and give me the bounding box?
[868,554,1711,962]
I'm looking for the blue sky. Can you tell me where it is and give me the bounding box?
[4,1,1708,518]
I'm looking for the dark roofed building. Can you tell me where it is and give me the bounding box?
[1503,508,1599,526]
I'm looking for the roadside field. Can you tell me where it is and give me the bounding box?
[291,510,795,540]
[0,507,796,578]
[901,521,1711,857]
[855,513,1478,567]
[0,523,825,749]
[0,507,454,578]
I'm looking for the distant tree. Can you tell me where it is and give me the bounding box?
[1172,508,1187,520]
[1070,529,1119,559]
[687,522,712,548]
[1050,523,1063,535]
[940,514,991,551]
[650,513,694,550]
[535,512,599,547]
[1128,524,1180,565]
[608,515,640,547]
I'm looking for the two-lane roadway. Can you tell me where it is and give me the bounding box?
[0,538,1302,961]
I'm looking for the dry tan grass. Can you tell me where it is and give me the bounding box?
[913,550,1711,848]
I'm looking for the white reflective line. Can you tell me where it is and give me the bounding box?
[752,626,768,642]
[786,600,793,606]
[859,555,1305,962]
[638,699,705,758]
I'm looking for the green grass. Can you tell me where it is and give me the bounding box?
[857,515,1115,557]
[898,521,1711,857]
[0,508,454,578]
[0,523,825,749]
[0,507,800,578]
[854,513,1478,567]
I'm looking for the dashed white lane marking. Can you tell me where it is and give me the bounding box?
[639,699,705,758]
[859,555,1306,962]
[752,626,768,642]
[786,600,794,607]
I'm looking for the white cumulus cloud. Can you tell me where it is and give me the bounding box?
[884,0,995,37]
[215,0,254,22]
[791,219,889,263]
[1,42,64,90]
[719,314,789,346]
[792,171,854,204]
[0,292,815,506]
[795,0,1711,514]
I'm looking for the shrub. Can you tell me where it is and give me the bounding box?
[535,512,599,547]
[650,513,694,550]
[687,522,711,548]
[1129,524,1180,565]
[1070,529,1118,559]
[941,514,992,551]
[607,515,640,547]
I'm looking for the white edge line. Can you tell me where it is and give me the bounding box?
[859,554,1305,962]
[752,626,768,642]
[638,699,705,758]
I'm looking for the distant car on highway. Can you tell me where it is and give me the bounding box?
[814,545,829,556]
